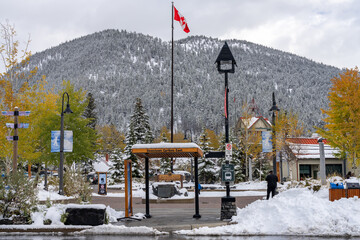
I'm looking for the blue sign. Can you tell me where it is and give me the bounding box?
[51,130,73,152]
[262,131,272,153]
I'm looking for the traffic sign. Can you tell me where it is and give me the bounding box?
[221,163,235,182]
[225,143,232,159]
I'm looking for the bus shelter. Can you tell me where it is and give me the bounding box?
[132,142,203,218]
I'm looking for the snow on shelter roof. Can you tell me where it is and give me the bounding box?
[132,142,203,158]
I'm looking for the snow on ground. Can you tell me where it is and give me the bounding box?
[176,187,360,236]
[38,188,74,201]
[76,224,166,236]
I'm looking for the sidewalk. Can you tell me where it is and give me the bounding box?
[116,207,232,232]
[0,195,263,234]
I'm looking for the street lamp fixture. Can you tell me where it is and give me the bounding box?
[215,41,237,220]
[215,42,237,196]
[59,92,73,195]
[215,42,237,74]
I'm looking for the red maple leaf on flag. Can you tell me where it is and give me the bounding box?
[174,6,190,33]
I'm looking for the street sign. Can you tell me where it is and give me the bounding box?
[19,111,31,116]
[6,123,29,129]
[221,163,235,182]
[2,111,13,116]
[225,143,232,160]
[2,111,31,116]
[6,136,13,141]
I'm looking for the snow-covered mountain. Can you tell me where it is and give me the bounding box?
[28,29,341,135]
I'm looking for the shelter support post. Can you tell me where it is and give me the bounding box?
[193,156,201,219]
[145,156,151,218]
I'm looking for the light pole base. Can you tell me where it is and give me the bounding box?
[193,214,201,219]
[220,196,236,220]
[145,214,152,219]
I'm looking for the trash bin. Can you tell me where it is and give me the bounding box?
[330,182,344,189]
[346,182,360,198]
[329,182,345,201]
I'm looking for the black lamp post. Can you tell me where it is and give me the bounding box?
[59,92,73,195]
[215,42,237,197]
[184,129,194,182]
[269,92,280,176]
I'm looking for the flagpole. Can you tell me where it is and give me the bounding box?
[171,1,174,173]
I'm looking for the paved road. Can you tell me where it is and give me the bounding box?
[91,188,264,232]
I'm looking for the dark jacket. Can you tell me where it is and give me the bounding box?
[266,173,278,189]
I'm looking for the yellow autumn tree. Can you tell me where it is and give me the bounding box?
[318,67,360,169]
[97,124,125,153]
[0,21,57,173]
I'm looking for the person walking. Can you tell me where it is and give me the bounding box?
[266,170,278,200]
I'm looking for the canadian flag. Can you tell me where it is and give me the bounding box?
[174,6,190,33]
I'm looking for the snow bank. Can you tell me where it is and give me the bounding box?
[177,188,360,236]
[76,225,165,235]
[31,204,124,226]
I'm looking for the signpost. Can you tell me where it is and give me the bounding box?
[2,108,30,172]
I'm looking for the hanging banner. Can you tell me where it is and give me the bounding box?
[262,131,272,153]
[124,160,133,218]
[51,130,73,152]
[98,172,107,195]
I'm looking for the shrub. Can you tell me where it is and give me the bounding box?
[63,166,92,203]
[0,171,38,220]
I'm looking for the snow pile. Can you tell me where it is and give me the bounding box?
[38,188,74,201]
[106,206,125,222]
[31,204,67,226]
[77,225,165,236]
[177,188,360,236]
[31,204,124,226]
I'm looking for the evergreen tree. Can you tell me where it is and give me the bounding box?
[83,92,97,130]
[198,127,217,183]
[230,138,246,182]
[253,153,271,181]
[110,149,124,183]
[124,98,154,178]
[159,133,171,174]
[81,92,98,173]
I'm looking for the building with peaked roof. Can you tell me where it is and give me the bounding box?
[235,116,272,133]
[284,137,343,181]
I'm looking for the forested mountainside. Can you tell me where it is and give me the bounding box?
[27,29,341,135]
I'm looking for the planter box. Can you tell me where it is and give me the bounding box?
[329,189,360,201]
[329,189,346,201]
[347,189,360,198]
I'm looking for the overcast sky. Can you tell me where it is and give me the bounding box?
[1,0,359,69]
